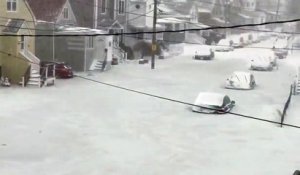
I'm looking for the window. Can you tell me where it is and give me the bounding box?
[7,0,17,12]
[20,35,24,50]
[118,0,125,14]
[101,0,106,13]
[87,37,94,48]
[63,8,68,19]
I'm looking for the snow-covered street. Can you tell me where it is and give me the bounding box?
[1,38,300,175]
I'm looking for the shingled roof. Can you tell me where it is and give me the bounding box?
[26,0,67,22]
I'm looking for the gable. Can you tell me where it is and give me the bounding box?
[26,0,67,22]
[56,0,77,25]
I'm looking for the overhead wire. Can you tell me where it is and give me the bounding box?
[1,17,300,37]
[74,75,300,129]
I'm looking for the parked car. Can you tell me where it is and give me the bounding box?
[41,61,73,78]
[215,39,234,52]
[192,92,235,114]
[225,71,256,90]
[273,38,289,59]
[230,38,244,48]
[193,46,214,60]
[273,48,288,59]
[260,50,277,66]
[250,56,273,71]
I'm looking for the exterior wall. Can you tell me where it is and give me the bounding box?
[97,0,128,28]
[115,0,128,27]
[56,0,77,26]
[0,36,28,84]
[243,0,257,11]
[35,23,55,62]
[0,0,36,83]
[128,1,147,27]
[54,34,113,71]
[127,0,153,27]
[55,36,85,71]
[0,0,36,53]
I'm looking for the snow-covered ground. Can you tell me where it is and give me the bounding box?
[0,38,300,175]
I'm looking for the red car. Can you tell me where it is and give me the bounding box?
[41,61,73,78]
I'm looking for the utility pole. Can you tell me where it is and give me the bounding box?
[225,0,231,38]
[151,0,158,69]
[94,0,98,29]
[275,0,280,21]
[275,0,280,30]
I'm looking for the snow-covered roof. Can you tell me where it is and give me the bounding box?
[198,8,211,13]
[194,92,226,107]
[238,13,252,19]
[157,18,185,24]
[56,26,107,34]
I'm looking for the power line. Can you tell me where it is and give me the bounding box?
[1,15,297,36]
[1,17,300,37]
[74,75,300,129]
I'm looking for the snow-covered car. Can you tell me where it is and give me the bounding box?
[230,38,244,48]
[273,48,288,59]
[192,92,235,114]
[250,56,273,71]
[251,33,260,43]
[225,71,256,90]
[259,50,277,66]
[215,39,234,52]
[193,46,214,60]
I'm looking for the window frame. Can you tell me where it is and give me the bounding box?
[7,0,17,12]
[63,7,69,19]
[118,0,125,15]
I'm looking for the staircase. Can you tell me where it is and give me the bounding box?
[90,60,105,71]
[19,50,43,87]
[27,69,43,87]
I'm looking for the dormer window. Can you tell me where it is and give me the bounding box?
[63,7,69,19]
[7,0,17,12]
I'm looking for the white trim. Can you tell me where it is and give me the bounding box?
[6,0,17,12]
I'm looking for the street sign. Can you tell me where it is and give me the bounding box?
[152,44,157,51]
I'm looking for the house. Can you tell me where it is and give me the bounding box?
[27,0,83,62]
[97,0,128,45]
[196,0,227,44]
[27,0,118,72]
[0,0,42,86]
[125,0,165,59]
[237,0,266,29]
[157,2,208,44]
[54,27,114,72]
